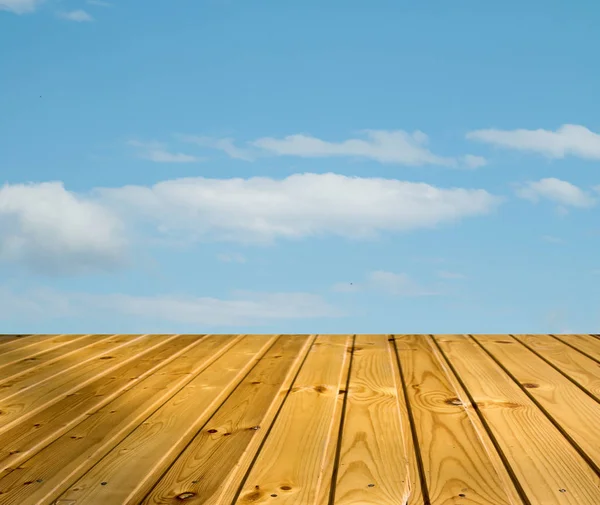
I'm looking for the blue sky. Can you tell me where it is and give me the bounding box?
[1,0,599,334]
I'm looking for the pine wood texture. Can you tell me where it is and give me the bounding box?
[0,334,598,505]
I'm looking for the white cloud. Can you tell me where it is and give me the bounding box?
[0,287,341,327]
[467,124,600,160]
[217,252,246,263]
[128,140,201,163]
[0,182,126,274]
[515,178,596,208]
[0,175,500,275]
[437,271,466,279]
[333,271,439,297]
[0,0,42,14]
[179,136,255,161]
[182,130,484,168]
[98,173,501,243]
[58,9,93,21]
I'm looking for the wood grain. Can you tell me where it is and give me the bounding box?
[140,334,314,505]
[0,334,206,475]
[0,333,164,433]
[332,335,411,505]
[436,334,600,505]
[0,334,114,385]
[234,334,352,505]
[0,335,241,505]
[513,334,600,401]
[54,335,276,505]
[0,334,93,367]
[553,335,600,362]
[397,335,521,505]
[473,334,600,472]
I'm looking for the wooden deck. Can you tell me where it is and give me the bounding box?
[0,334,599,504]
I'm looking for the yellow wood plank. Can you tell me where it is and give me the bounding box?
[0,334,242,505]
[0,335,31,347]
[435,334,600,505]
[554,334,600,362]
[0,334,165,433]
[55,335,276,505]
[0,334,61,356]
[514,334,600,400]
[140,334,314,505]
[233,334,352,505]
[396,335,521,505]
[332,334,412,505]
[387,336,425,505]
[0,334,115,385]
[0,334,94,366]
[0,334,206,475]
[473,335,600,473]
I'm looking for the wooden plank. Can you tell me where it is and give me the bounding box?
[54,335,276,505]
[140,334,314,505]
[332,335,412,505]
[0,334,207,475]
[0,335,242,505]
[0,334,59,356]
[0,334,164,433]
[0,335,31,347]
[0,335,130,399]
[435,334,600,505]
[388,336,425,505]
[553,335,600,362]
[396,335,521,505]
[514,334,600,401]
[0,334,94,365]
[0,334,115,385]
[233,334,352,505]
[473,335,600,473]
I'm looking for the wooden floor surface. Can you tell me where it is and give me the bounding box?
[0,334,599,504]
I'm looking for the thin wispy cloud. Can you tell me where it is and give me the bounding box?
[127,140,202,163]
[58,9,93,22]
[467,124,600,160]
[515,178,596,208]
[0,0,42,14]
[181,130,486,168]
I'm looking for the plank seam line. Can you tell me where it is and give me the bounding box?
[229,334,319,505]
[0,334,89,370]
[431,336,532,505]
[510,335,600,405]
[549,335,600,365]
[327,334,356,505]
[470,335,600,478]
[392,335,431,505]
[0,335,210,477]
[140,334,283,504]
[46,334,246,504]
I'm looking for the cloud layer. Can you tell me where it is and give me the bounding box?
[100,173,502,242]
[183,130,486,168]
[467,124,600,160]
[0,182,126,274]
[0,0,42,14]
[515,178,597,208]
[0,174,500,274]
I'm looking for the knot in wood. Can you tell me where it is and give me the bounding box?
[445,397,462,406]
[177,492,196,500]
